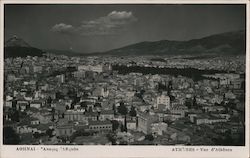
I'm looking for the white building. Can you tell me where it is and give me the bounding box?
[73,71,85,78]
[33,66,43,73]
[155,94,170,110]
[151,122,168,135]
[78,65,103,73]
[127,120,136,130]
[30,101,42,109]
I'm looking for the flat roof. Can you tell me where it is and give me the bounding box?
[89,120,112,126]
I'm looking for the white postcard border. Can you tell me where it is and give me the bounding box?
[0,0,249,158]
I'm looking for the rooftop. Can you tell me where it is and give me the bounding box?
[100,110,114,115]
[56,124,74,129]
[88,120,112,126]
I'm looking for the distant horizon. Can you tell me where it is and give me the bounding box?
[5,29,246,54]
[4,4,246,53]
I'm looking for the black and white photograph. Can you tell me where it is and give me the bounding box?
[1,1,248,154]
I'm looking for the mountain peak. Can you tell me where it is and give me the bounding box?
[4,35,45,58]
[5,36,31,47]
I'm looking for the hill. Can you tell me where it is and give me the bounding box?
[103,30,246,56]
[4,30,245,57]
[4,36,45,58]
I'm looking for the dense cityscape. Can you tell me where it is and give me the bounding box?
[3,54,245,145]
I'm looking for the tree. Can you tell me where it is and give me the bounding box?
[80,101,87,108]
[236,130,245,145]
[111,120,119,131]
[66,105,69,110]
[33,132,41,139]
[117,102,128,132]
[223,130,233,145]
[112,104,116,115]
[3,126,20,144]
[145,134,154,141]
[168,81,173,89]
[135,92,143,99]
[51,107,55,122]
[10,110,20,122]
[202,108,206,113]
[56,92,63,100]
[164,119,173,125]
[120,124,125,132]
[51,107,55,113]
[12,100,17,110]
[117,102,128,115]
[83,92,88,97]
[167,80,173,95]
[140,89,145,96]
[135,89,145,99]
[67,89,78,101]
[94,102,101,107]
[88,106,93,112]
[70,129,93,141]
[158,82,167,91]
[220,101,225,106]
[185,100,192,109]
[106,133,117,145]
[124,115,127,132]
[169,95,175,102]
[129,106,137,117]
[46,129,54,137]
[193,96,198,109]
[70,103,75,109]
[47,96,52,105]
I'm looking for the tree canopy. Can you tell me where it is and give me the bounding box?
[129,106,137,117]
[3,126,20,144]
[117,102,128,115]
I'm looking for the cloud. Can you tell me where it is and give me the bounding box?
[51,23,75,34]
[108,11,136,22]
[51,11,137,36]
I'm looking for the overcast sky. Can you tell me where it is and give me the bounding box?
[4,4,246,53]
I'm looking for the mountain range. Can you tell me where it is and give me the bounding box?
[103,30,246,56]
[4,30,246,58]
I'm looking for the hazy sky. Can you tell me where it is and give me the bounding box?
[5,4,246,53]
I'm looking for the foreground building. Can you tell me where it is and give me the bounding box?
[137,112,158,134]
